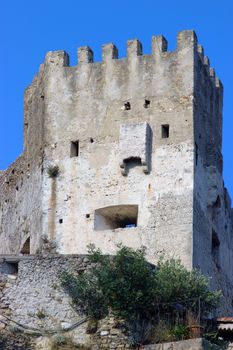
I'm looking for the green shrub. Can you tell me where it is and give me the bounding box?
[154,257,221,313]
[61,245,156,321]
[47,165,59,178]
[150,321,173,344]
[36,308,46,319]
[170,324,189,340]
[60,245,221,345]
[148,323,189,344]
[60,269,108,319]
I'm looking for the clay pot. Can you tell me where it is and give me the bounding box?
[188,325,204,338]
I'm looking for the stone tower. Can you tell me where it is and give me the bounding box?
[0,30,233,311]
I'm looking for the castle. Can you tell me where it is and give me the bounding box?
[0,30,233,314]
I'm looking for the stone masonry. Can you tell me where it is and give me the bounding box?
[0,30,233,315]
[0,255,130,348]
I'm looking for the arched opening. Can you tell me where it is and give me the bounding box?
[20,237,30,255]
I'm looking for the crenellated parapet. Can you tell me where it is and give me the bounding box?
[40,30,222,96]
[24,29,223,177]
[197,44,222,91]
[44,30,194,66]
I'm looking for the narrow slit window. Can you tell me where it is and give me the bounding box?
[70,141,79,157]
[195,142,198,166]
[144,99,150,108]
[212,230,220,268]
[161,124,169,138]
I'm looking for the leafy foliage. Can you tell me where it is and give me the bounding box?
[47,165,59,178]
[60,245,221,344]
[60,269,108,319]
[61,245,156,320]
[155,258,221,312]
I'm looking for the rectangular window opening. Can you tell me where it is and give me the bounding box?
[70,141,79,157]
[94,205,138,231]
[161,124,169,138]
[0,261,19,275]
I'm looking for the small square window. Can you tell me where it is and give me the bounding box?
[161,125,169,138]
[143,99,150,108]
[124,102,131,110]
[70,141,79,157]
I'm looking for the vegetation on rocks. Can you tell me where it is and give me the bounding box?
[0,329,33,350]
[47,165,59,178]
[60,245,221,345]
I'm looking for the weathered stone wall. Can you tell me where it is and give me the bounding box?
[0,31,198,269]
[36,30,196,269]
[192,44,233,314]
[0,271,11,330]
[1,255,129,349]
[3,256,89,330]
[0,155,43,255]
[0,57,50,255]
[1,256,232,349]
[143,338,220,350]
[0,30,233,313]
[0,66,46,255]
[0,261,19,333]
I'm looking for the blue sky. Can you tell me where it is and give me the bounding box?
[1,0,232,198]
